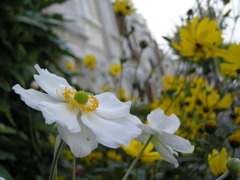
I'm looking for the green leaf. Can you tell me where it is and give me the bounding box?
[17,43,27,56]
[120,58,127,64]
[0,77,11,92]
[68,72,84,78]
[177,155,202,163]
[0,150,16,160]
[8,68,26,87]
[14,15,49,31]
[0,100,9,113]
[0,165,13,179]
[224,9,231,17]
[222,0,230,5]
[0,123,16,134]
[162,36,171,43]
[131,169,146,180]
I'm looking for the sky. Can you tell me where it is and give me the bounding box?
[132,0,240,50]
[132,0,194,48]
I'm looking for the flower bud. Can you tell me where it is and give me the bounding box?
[139,40,148,49]
[30,81,39,89]
[226,158,240,176]
[204,120,217,134]
[229,134,240,148]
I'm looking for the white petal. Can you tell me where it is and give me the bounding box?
[39,102,81,133]
[147,108,180,134]
[127,114,142,124]
[152,136,179,168]
[12,84,57,111]
[135,133,151,143]
[107,115,142,138]
[160,133,194,153]
[137,124,160,136]
[57,123,98,158]
[81,112,133,148]
[94,92,131,119]
[34,64,72,99]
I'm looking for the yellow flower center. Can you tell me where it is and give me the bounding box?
[62,88,98,112]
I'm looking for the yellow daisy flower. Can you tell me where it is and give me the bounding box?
[65,61,78,72]
[217,44,240,76]
[82,151,103,166]
[233,107,240,125]
[121,139,162,165]
[83,54,96,70]
[118,88,133,102]
[63,149,73,161]
[229,132,240,148]
[106,150,123,162]
[109,62,122,76]
[208,148,231,177]
[114,0,136,16]
[172,16,223,62]
[218,44,240,64]
[220,63,238,78]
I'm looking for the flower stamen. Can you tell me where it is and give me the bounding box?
[62,88,98,112]
[80,95,99,112]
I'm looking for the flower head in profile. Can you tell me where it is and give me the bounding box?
[109,62,122,76]
[114,0,136,16]
[137,108,194,167]
[220,63,238,78]
[217,44,240,77]
[208,148,231,177]
[228,132,240,148]
[12,65,141,158]
[172,16,223,62]
[83,54,96,70]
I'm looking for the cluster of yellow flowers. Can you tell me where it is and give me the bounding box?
[151,75,233,140]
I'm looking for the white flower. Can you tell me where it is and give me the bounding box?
[0,177,5,180]
[13,64,141,157]
[137,108,194,167]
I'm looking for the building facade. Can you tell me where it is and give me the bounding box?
[45,0,170,101]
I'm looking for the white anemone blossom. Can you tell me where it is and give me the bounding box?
[13,65,142,157]
[137,108,194,167]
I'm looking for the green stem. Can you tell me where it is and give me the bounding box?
[232,148,235,157]
[216,171,229,180]
[131,49,144,97]
[72,156,76,180]
[122,135,153,180]
[49,139,64,180]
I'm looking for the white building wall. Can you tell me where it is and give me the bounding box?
[44,0,172,100]
[45,0,123,93]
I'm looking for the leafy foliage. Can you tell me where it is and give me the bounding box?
[0,0,77,179]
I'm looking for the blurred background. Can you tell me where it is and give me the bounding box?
[0,0,240,179]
